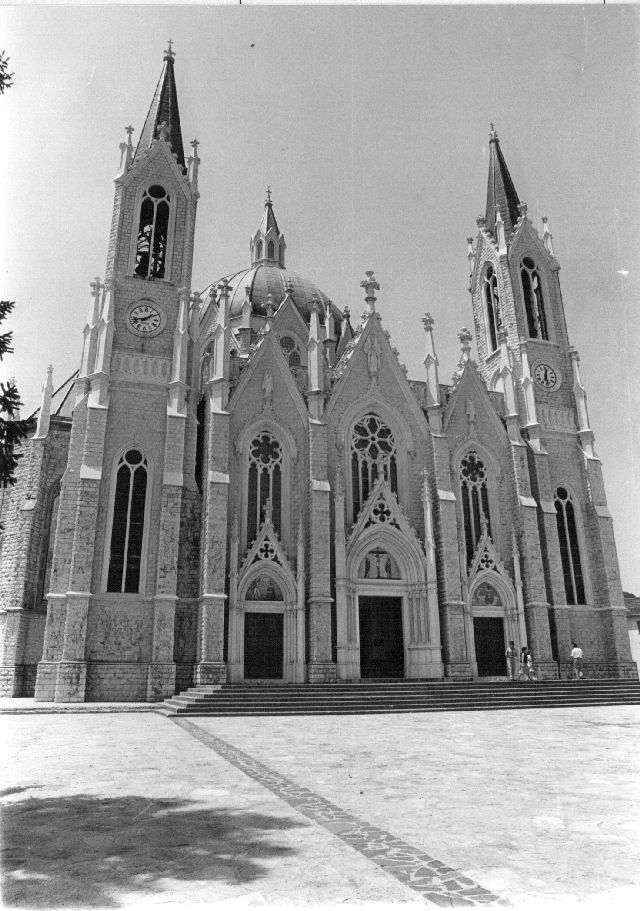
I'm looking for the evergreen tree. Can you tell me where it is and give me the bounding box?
[0,50,13,95]
[1,301,34,489]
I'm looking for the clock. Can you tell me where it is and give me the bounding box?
[126,300,165,336]
[534,363,559,390]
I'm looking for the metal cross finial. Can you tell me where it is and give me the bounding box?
[125,125,134,138]
[265,185,272,205]
[164,39,175,62]
[489,122,498,140]
[191,138,199,154]
[422,312,434,332]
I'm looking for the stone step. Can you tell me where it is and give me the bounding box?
[161,679,640,716]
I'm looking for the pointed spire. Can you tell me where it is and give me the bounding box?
[34,365,54,440]
[485,124,520,239]
[251,190,285,266]
[134,42,186,172]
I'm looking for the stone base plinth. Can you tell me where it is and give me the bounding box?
[147,662,176,701]
[0,663,38,697]
[54,661,87,702]
[196,661,227,685]
[307,662,336,683]
[557,660,639,681]
[444,662,473,679]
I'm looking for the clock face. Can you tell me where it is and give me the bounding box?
[128,302,163,335]
[534,363,558,390]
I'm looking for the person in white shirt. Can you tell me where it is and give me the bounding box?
[505,641,517,680]
[571,642,584,679]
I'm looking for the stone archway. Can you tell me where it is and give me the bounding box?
[338,525,442,681]
[228,564,304,684]
[468,573,519,678]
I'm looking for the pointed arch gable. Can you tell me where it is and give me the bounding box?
[230,330,308,427]
[238,561,297,605]
[347,524,426,586]
[326,319,432,446]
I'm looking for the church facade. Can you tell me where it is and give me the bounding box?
[0,48,635,702]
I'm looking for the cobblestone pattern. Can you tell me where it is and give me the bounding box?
[174,717,504,907]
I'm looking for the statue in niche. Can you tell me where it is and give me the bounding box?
[245,575,282,601]
[473,582,501,606]
[358,548,400,579]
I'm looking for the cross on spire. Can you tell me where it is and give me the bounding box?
[265,185,272,205]
[164,38,175,62]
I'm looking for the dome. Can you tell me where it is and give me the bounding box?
[203,195,342,329]
[219,263,342,324]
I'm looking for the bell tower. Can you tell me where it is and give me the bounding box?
[467,126,632,678]
[35,44,203,703]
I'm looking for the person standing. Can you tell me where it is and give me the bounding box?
[571,642,584,679]
[505,641,517,680]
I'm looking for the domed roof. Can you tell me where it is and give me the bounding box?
[204,195,342,328]
[222,263,341,324]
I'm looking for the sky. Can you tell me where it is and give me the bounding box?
[1,4,639,592]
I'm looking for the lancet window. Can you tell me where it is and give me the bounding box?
[554,487,586,605]
[107,450,148,593]
[279,335,302,367]
[350,415,398,522]
[459,451,492,566]
[268,240,275,259]
[247,432,282,544]
[520,257,549,340]
[134,185,171,279]
[483,265,500,352]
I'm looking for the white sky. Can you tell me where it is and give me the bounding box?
[1,3,639,592]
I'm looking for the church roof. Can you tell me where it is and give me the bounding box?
[485,126,520,237]
[134,42,186,173]
[208,263,341,324]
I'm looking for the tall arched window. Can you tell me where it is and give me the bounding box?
[107,449,148,593]
[134,185,170,279]
[256,240,263,260]
[554,486,585,605]
[460,451,492,565]
[351,415,398,521]
[247,433,282,543]
[521,257,549,340]
[483,265,500,352]
[279,335,302,367]
[268,240,275,259]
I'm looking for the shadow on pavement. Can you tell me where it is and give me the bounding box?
[1,793,304,907]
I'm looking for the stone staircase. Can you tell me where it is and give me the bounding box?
[159,678,640,717]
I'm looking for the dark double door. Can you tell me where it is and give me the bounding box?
[244,612,283,679]
[473,616,506,677]
[359,596,404,678]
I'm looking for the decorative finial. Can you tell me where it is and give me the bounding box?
[361,271,380,316]
[191,138,199,154]
[518,202,528,219]
[458,327,472,363]
[489,122,498,140]
[164,39,175,63]
[310,294,320,314]
[342,306,350,321]
[286,278,294,293]
[476,214,486,230]
[265,185,272,205]
[266,292,275,318]
[125,125,134,139]
[422,312,434,332]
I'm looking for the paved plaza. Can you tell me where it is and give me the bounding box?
[2,705,640,909]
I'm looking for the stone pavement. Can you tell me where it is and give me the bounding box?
[2,706,640,909]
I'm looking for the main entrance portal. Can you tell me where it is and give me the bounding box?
[244,612,283,679]
[473,616,505,677]
[359,596,404,678]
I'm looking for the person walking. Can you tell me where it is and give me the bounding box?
[571,642,584,679]
[505,640,517,680]
[519,646,536,682]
